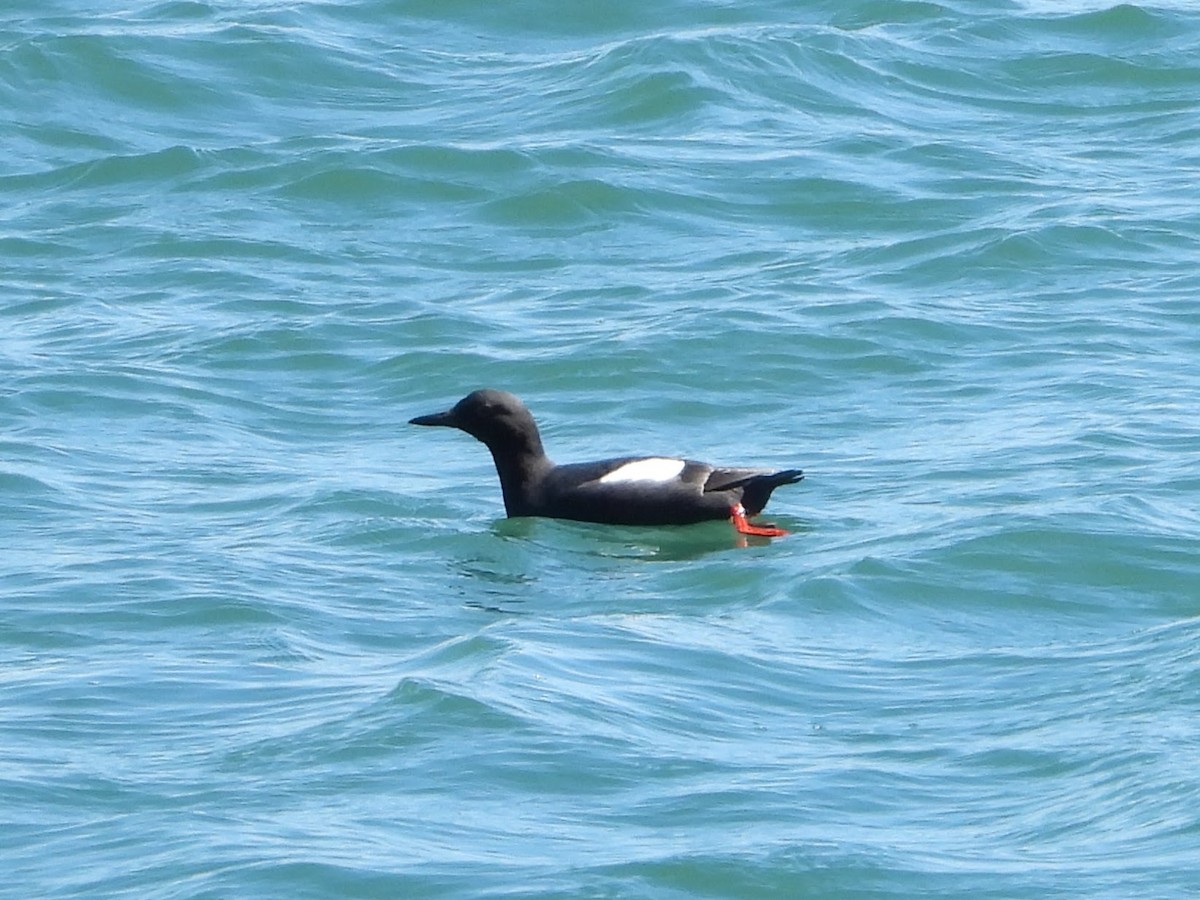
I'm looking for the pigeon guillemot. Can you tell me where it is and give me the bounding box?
[409,389,803,536]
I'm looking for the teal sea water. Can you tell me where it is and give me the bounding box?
[4,0,1200,896]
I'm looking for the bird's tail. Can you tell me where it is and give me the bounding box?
[737,469,804,516]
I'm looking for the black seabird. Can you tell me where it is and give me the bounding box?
[410,389,803,536]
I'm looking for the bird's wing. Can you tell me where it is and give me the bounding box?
[543,458,728,525]
[702,466,776,492]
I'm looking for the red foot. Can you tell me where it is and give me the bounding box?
[730,503,788,537]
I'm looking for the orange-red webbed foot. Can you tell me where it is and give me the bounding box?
[730,503,789,537]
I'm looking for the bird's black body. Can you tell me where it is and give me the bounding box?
[410,389,803,528]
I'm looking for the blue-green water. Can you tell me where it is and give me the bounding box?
[4,0,1200,896]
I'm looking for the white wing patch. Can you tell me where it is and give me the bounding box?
[598,457,686,485]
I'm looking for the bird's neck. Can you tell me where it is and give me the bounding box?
[486,436,551,518]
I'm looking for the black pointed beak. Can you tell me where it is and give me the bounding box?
[409,408,458,427]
